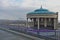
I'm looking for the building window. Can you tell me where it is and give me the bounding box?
[49,18,51,22]
[41,18,43,22]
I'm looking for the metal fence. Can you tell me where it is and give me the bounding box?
[0,25,60,40]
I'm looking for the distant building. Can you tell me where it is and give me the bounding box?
[26,6,58,30]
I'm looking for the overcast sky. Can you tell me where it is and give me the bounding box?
[0,0,60,21]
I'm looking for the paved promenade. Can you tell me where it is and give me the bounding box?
[0,27,45,40]
[0,30,33,40]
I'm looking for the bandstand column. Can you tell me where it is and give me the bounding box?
[44,18,47,28]
[26,18,28,27]
[54,18,56,29]
[38,18,40,30]
[32,18,34,27]
[33,18,35,27]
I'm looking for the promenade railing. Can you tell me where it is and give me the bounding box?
[0,25,60,40]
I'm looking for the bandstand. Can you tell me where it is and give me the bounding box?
[26,6,58,30]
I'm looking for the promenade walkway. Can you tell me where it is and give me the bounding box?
[0,30,33,40]
[0,27,45,40]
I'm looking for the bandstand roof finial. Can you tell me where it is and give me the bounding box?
[40,5,42,9]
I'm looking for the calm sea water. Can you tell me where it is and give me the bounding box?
[0,30,33,40]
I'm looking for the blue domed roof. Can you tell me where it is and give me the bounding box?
[28,6,55,14]
[35,6,48,12]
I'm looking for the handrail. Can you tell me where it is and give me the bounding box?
[0,25,59,40]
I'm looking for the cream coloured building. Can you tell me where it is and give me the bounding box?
[26,6,58,30]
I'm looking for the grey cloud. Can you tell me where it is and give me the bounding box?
[0,7,34,20]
